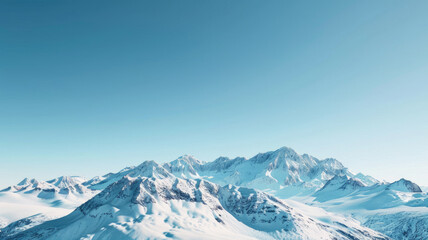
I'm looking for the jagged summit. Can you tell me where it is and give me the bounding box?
[251,146,301,164]
[7,173,389,240]
[162,155,204,178]
[319,158,344,170]
[174,154,204,165]
[17,178,38,186]
[203,156,246,171]
[1,146,426,240]
[318,175,350,191]
[3,146,381,199]
[0,175,95,205]
[354,172,380,186]
[133,160,173,179]
[187,147,357,197]
[88,160,173,190]
[313,174,368,202]
[340,178,366,190]
[43,176,90,195]
[387,178,422,192]
[47,176,85,188]
[78,146,381,198]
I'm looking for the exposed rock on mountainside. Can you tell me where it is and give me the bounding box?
[4,168,389,240]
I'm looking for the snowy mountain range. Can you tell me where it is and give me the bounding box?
[1,146,426,239]
[161,147,379,198]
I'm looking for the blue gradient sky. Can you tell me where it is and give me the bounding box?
[1,0,427,187]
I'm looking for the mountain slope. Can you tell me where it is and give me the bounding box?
[87,160,173,190]
[165,147,377,198]
[1,146,425,240]
[308,176,428,239]
[4,164,389,240]
[80,147,378,198]
[0,176,97,227]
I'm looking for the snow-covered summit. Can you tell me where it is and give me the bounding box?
[4,146,426,239]
[16,178,38,186]
[45,176,89,195]
[203,156,246,171]
[162,155,203,178]
[386,178,422,192]
[323,175,366,191]
[318,158,345,171]
[1,178,50,192]
[313,175,367,202]
[163,146,364,197]
[47,176,86,187]
[6,172,389,240]
[1,176,92,197]
[354,172,380,186]
[79,146,381,198]
[87,160,173,190]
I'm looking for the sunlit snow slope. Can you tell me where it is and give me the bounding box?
[4,165,388,240]
[1,146,426,240]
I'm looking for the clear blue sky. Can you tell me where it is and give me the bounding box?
[1,0,427,187]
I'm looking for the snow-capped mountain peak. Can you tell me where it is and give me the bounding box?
[16,178,38,186]
[319,175,349,190]
[312,175,369,202]
[319,158,345,171]
[1,178,50,193]
[47,176,85,187]
[6,172,389,240]
[4,146,426,240]
[87,160,173,190]
[323,175,366,190]
[174,154,204,165]
[162,146,357,198]
[386,178,422,192]
[1,177,82,195]
[162,155,203,178]
[252,146,301,164]
[353,172,380,186]
[133,160,173,179]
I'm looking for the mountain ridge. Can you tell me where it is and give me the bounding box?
[4,165,389,240]
[1,146,425,240]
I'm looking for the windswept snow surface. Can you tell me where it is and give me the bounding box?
[307,175,428,239]
[0,192,73,231]
[0,176,98,228]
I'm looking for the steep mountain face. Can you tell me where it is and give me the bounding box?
[387,178,422,192]
[353,173,380,186]
[162,155,204,179]
[78,147,377,198]
[5,169,389,240]
[313,175,366,202]
[363,210,428,240]
[165,147,375,198]
[1,146,426,240]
